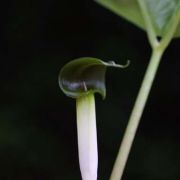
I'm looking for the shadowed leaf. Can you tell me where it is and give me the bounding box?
[95,0,180,38]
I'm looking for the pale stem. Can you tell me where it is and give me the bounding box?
[110,49,164,180]
[76,93,98,180]
[110,1,180,179]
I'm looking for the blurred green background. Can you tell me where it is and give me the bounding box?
[5,0,180,179]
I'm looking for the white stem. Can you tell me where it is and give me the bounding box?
[76,93,98,180]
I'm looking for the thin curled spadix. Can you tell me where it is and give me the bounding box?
[58,57,129,99]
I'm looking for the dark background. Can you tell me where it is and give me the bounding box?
[5,0,180,179]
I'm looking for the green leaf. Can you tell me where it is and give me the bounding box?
[58,57,129,99]
[95,0,180,38]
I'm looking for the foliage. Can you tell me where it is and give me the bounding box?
[96,0,180,38]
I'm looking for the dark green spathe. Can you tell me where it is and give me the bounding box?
[58,57,129,99]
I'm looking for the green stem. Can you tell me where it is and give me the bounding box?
[110,48,164,180]
[76,93,98,180]
[110,1,180,179]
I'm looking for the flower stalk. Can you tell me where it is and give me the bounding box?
[58,57,129,180]
[76,93,98,180]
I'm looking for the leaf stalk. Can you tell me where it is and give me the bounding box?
[110,48,163,180]
[110,1,180,179]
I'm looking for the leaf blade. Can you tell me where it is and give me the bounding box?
[95,0,180,38]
